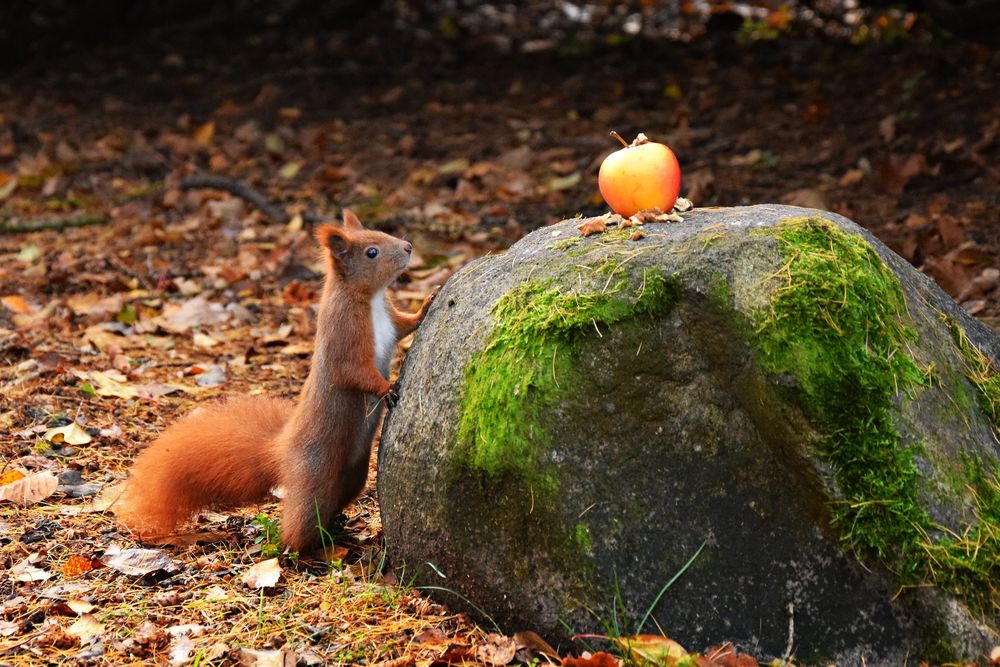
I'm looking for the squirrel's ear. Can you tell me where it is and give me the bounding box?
[342,208,364,230]
[315,224,350,263]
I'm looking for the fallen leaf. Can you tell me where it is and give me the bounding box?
[67,613,105,642]
[514,630,561,662]
[101,547,177,576]
[562,652,619,667]
[413,627,448,645]
[170,636,196,666]
[614,635,688,666]
[65,599,97,615]
[158,296,230,333]
[58,469,102,498]
[44,422,92,446]
[1,294,33,314]
[279,161,302,179]
[475,633,517,666]
[877,153,926,196]
[62,556,96,577]
[0,469,25,485]
[241,558,281,589]
[779,188,828,211]
[193,332,220,348]
[370,658,415,667]
[699,643,759,666]
[239,647,295,667]
[193,121,215,146]
[879,114,896,143]
[577,218,607,237]
[11,554,53,582]
[548,171,581,191]
[194,364,227,387]
[0,470,59,505]
[673,197,693,212]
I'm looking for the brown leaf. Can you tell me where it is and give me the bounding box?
[413,627,448,645]
[934,214,965,249]
[577,218,607,237]
[193,121,215,146]
[877,153,926,196]
[684,168,715,203]
[699,644,759,667]
[779,188,829,211]
[370,658,415,667]
[475,633,518,666]
[428,647,476,666]
[0,470,59,506]
[513,630,561,662]
[562,652,619,667]
[282,281,316,306]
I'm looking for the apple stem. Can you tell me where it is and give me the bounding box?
[609,130,629,148]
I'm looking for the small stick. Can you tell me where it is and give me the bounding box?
[180,174,321,224]
[0,212,107,235]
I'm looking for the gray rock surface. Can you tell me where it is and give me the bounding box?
[378,205,1000,665]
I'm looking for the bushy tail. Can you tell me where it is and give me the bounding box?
[116,396,295,539]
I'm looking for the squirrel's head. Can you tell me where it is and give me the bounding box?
[314,209,413,293]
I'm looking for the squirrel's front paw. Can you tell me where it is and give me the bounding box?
[383,381,400,407]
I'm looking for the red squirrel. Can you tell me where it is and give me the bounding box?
[116,210,432,552]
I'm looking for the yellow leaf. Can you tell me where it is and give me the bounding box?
[0,469,25,485]
[614,635,688,666]
[89,370,140,399]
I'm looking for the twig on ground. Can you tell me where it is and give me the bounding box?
[0,213,107,235]
[180,174,322,224]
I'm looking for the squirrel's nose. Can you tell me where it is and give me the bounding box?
[403,242,413,254]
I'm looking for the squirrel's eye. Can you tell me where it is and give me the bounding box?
[365,247,379,259]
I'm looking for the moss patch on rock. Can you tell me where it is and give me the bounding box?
[753,216,1000,616]
[457,269,680,486]
[950,320,1000,436]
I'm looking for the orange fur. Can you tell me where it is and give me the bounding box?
[117,396,292,537]
[117,210,433,552]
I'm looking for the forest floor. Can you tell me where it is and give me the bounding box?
[0,4,998,666]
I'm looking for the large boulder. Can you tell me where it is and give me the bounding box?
[378,205,1000,665]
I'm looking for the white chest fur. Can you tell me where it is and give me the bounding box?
[370,290,396,374]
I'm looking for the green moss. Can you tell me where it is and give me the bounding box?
[753,216,930,565]
[922,456,1000,614]
[575,522,593,551]
[457,270,680,485]
[549,236,583,251]
[753,216,1000,618]
[949,320,1000,435]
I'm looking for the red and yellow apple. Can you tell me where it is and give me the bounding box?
[598,132,681,218]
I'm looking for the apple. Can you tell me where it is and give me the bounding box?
[598,132,681,218]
